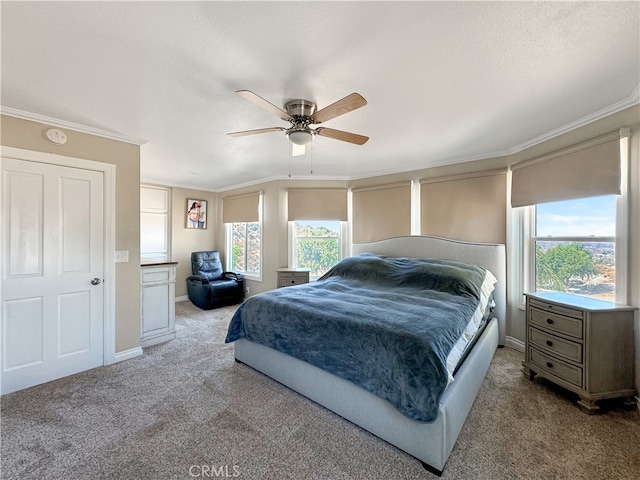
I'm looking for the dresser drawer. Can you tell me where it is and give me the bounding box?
[529,327,582,364]
[278,271,307,278]
[529,307,583,339]
[530,347,583,387]
[278,272,309,287]
[279,276,307,287]
[528,298,584,319]
[142,267,174,284]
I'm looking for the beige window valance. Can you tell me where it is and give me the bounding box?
[287,188,348,221]
[352,181,411,243]
[510,128,629,208]
[222,191,261,223]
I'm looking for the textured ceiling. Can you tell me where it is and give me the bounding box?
[2,1,639,191]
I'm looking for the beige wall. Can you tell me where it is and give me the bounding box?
[170,187,218,297]
[1,115,141,353]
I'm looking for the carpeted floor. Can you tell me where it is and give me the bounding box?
[1,301,639,480]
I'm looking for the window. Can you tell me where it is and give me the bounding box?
[228,222,261,278]
[223,191,262,279]
[513,131,629,307]
[290,220,345,279]
[531,195,616,301]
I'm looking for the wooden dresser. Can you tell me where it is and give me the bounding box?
[522,291,637,414]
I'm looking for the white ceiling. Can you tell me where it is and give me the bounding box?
[2,1,639,191]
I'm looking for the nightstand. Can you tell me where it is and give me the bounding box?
[522,291,637,414]
[276,268,310,288]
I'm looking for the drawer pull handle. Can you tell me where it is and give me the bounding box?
[546,318,554,325]
[546,340,553,347]
[546,362,553,368]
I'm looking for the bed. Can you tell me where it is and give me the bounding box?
[226,236,506,475]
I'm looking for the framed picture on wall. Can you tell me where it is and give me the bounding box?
[186,199,207,229]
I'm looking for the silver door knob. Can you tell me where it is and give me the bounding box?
[91,278,101,285]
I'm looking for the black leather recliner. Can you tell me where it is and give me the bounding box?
[187,251,245,309]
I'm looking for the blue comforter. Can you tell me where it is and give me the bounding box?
[225,254,491,422]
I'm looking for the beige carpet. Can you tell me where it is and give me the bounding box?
[1,301,639,480]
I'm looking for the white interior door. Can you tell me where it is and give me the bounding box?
[1,158,104,394]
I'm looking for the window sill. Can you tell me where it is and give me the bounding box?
[241,274,262,282]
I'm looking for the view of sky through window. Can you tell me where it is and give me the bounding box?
[536,195,616,237]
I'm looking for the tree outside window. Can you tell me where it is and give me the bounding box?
[533,195,616,301]
[293,221,341,278]
[230,222,261,276]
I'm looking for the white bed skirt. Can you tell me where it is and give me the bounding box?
[234,316,499,473]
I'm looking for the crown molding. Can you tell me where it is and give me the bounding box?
[214,173,352,193]
[140,173,352,194]
[510,84,640,154]
[0,106,147,146]
[140,177,220,193]
[352,84,640,182]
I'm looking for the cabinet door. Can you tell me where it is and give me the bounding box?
[140,266,176,346]
[142,283,172,335]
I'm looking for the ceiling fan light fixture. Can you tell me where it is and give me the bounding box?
[287,129,314,145]
[228,91,368,147]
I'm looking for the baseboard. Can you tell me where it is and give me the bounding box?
[140,332,176,348]
[504,336,524,353]
[112,346,143,363]
[175,295,189,303]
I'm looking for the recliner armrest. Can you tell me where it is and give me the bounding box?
[187,274,210,285]
[224,272,243,282]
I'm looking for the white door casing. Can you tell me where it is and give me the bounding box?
[1,148,116,394]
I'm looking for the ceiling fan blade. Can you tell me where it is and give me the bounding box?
[311,93,367,124]
[236,90,291,121]
[315,127,369,145]
[227,127,285,137]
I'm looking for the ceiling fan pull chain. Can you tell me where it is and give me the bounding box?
[310,140,313,175]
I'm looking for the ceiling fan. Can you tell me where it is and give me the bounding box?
[227,90,369,155]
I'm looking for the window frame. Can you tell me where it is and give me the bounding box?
[288,220,348,280]
[529,202,616,300]
[517,136,629,306]
[225,194,263,281]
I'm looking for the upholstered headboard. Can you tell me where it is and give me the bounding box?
[352,235,506,346]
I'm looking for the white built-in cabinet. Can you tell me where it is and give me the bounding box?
[140,262,178,347]
[140,185,171,262]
